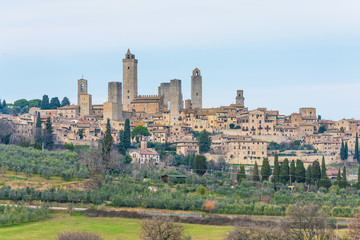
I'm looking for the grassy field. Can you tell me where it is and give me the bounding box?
[0,214,232,240]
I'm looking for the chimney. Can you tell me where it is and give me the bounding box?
[141,140,147,150]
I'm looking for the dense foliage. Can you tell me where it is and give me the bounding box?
[0,204,50,227]
[0,145,89,180]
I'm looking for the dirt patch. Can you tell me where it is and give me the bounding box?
[61,179,101,191]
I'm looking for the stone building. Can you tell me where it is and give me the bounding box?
[299,107,317,122]
[123,49,138,111]
[236,90,244,106]
[191,68,202,109]
[169,79,182,125]
[57,105,79,118]
[77,78,92,116]
[158,83,171,110]
[103,82,123,121]
[130,95,163,114]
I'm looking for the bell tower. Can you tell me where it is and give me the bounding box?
[122,49,138,111]
[77,78,88,106]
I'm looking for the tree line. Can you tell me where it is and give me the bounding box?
[0,95,70,115]
[0,204,50,227]
[0,144,89,181]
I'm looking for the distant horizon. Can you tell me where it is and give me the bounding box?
[1,0,360,120]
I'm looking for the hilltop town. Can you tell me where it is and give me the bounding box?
[1,49,358,172]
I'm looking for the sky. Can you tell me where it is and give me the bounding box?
[1,0,360,120]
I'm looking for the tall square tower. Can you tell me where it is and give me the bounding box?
[191,68,202,109]
[122,49,138,111]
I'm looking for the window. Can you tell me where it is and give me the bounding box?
[128,66,130,69]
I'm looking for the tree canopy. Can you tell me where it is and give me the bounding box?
[131,126,149,142]
[198,130,211,153]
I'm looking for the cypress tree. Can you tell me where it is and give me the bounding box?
[290,160,296,184]
[60,97,71,107]
[40,95,50,110]
[44,117,54,150]
[279,158,290,185]
[321,156,327,177]
[36,112,42,128]
[355,133,359,162]
[357,164,360,188]
[2,100,6,108]
[34,112,42,150]
[261,158,271,181]
[341,165,348,188]
[340,141,344,160]
[252,161,260,182]
[102,119,114,169]
[198,130,211,153]
[118,130,126,155]
[305,165,312,185]
[194,155,207,176]
[295,160,306,183]
[272,153,280,183]
[124,119,131,149]
[50,97,61,109]
[319,156,331,189]
[334,169,342,186]
[237,165,246,183]
[312,160,321,184]
[345,142,348,160]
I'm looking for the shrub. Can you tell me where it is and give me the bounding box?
[139,216,184,240]
[203,200,216,213]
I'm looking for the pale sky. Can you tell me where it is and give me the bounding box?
[1,0,360,120]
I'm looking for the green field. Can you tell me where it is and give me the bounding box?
[0,214,232,240]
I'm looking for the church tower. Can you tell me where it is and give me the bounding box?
[236,90,244,106]
[191,68,202,109]
[77,78,88,106]
[77,78,92,116]
[122,49,138,111]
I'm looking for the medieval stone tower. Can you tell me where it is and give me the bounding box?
[236,90,244,106]
[122,49,138,111]
[77,78,88,105]
[77,78,92,116]
[158,82,171,110]
[169,79,182,124]
[191,68,202,109]
[103,82,123,121]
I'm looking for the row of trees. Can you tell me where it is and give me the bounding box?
[40,95,70,110]
[237,154,332,189]
[0,96,70,115]
[0,204,50,227]
[0,144,89,181]
[340,140,349,160]
[34,113,54,150]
